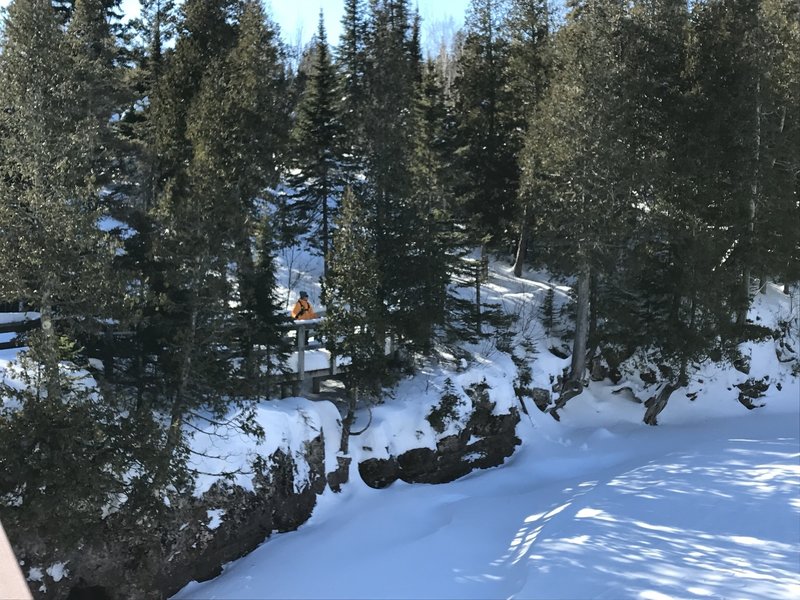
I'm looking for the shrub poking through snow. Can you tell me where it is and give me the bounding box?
[427,379,466,434]
[463,379,495,422]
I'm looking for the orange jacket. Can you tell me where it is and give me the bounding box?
[291,298,317,320]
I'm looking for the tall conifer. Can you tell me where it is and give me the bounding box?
[0,0,128,543]
[521,0,633,405]
[290,11,343,279]
[453,0,518,248]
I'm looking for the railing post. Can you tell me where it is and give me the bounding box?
[297,324,306,381]
[103,328,114,380]
[475,262,482,336]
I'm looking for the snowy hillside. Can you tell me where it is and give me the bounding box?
[175,410,799,600]
[172,254,800,600]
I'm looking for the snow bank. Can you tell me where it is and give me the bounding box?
[357,352,520,464]
[188,397,342,496]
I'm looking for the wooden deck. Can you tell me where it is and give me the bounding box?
[0,311,392,398]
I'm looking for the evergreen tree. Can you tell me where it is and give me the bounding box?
[0,0,121,392]
[245,218,292,399]
[0,0,128,543]
[505,0,550,115]
[124,0,176,210]
[755,0,800,290]
[597,0,696,366]
[128,0,238,424]
[506,0,551,276]
[453,0,518,249]
[521,0,634,406]
[322,186,383,452]
[361,0,439,349]
[221,0,291,392]
[66,0,129,198]
[128,0,290,472]
[687,0,755,325]
[410,60,463,349]
[336,0,368,180]
[290,11,343,279]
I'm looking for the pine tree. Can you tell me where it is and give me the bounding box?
[755,0,800,290]
[506,0,551,276]
[685,0,776,325]
[360,0,426,349]
[132,0,285,471]
[124,0,176,210]
[336,0,368,180]
[521,0,635,407]
[597,0,695,365]
[408,60,462,349]
[322,186,384,452]
[0,0,128,542]
[290,11,343,279]
[453,0,518,249]
[66,0,129,198]
[0,0,121,393]
[245,218,292,399]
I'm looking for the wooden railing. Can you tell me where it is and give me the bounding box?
[0,310,394,398]
[0,314,40,350]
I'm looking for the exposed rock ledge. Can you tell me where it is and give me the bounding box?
[23,439,327,600]
[20,386,520,599]
[358,383,521,488]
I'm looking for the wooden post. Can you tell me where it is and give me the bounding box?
[475,262,482,336]
[103,328,114,380]
[297,324,306,382]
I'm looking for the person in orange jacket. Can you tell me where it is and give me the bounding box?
[291,291,317,320]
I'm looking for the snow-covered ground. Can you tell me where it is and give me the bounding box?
[2,239,796,599]
[175,395,799,600]
[173,255,800,600]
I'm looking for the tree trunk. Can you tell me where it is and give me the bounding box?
[339,387,358,455]
[678,293,696,387]
[235,233,257,381]
[322,180,330,280]
[738,77,761,326]
[512,204,529,277]
[475,263,482,337]
[643,382,680,426]
[166,301,197,456]
[39,283,61,403]
[570,265,591,383]
[586,269,599,365]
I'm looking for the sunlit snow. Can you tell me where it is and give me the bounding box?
[172,259,800,600]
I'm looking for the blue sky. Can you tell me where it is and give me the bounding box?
[0,1,470,55]
[267,0,471,50]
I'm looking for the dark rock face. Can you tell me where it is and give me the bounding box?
[358,456,400,489]
[327,456,352,492]
[21,437,328,600]
[530,387,551,412]
[359,383,521,489]
[19,387,522,598]
[735,378,769,409]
